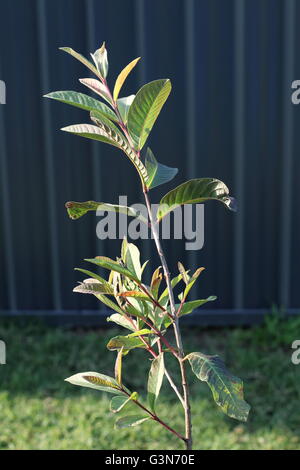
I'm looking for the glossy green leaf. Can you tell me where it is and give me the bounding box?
[121,237,128,263]
[110,392,138,413]
[115,415,150,429]
[157,178,237,222]
[145,147,178,189]
[91,42,108,79]
[147,353,165,413]
[90,109,124,135]
[85,256,140,282]
[107,335,148,352]
[127,329,152,337]
[74,268,108,285]
[61,120,149,186]
[177,262,190,285]
[128,79,172,150]
[115,348,123,385]
[150,267,162,300]
[65,200,146,223]
[113,57,140,101]
[65,372,123,394]
[125,242,142,281]
[79,78,113,105]
[118,291,149,301]
[164,297,217,327]
[43,91,117,121]
[61,123,120,147]
[59,47,101,78]
[106,313,136,332]
[73,278,114,295]
[90,111,149,185]
[117,95,135,124]
[158,273,183,305]
[186,352,250,422]
[183,267,205,299]
[95,293,125,315]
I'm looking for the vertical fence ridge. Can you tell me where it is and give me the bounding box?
[85,0,104,311]
[233,0,245,309]
[36,0,62,309]
[85,0,103,204]
[134,0,151,272]
[135,0,147,85]
[0,64,17,310]
[279,0,295,308]
[184,0,197,278]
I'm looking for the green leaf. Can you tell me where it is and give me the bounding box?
[117,95,135,124]
[157,178,237,222]
[158,273,183,305]
[110,393,138,413]
[121,237,128,263]
[123,302,146,319]
[74,268,108,284]
[85,256,140,282]
[115,415,150,429]
[59,47,101,78]
[125,242,142,281]
[186,352,250,422]
[79,78,113,105]
[61,119,149,186]
[164,297,217,327]
[107,313,136,332]
[73,278,114,295]
[61,123,120,148]
[145,148,178,189]
[128,79,172,150]
[65,372,123,394]
[95,294,125,315]
[147,353,165,413]
[127,329,152,337]
[177,262,190,285]
[113,57,140,101]
[43,91,118,121]
[90,111,149,185]
[90,42,108,79]
[65,200,147,223]
[115,348,124,385]
[118,291,149,301]
[90,109,124,135]
[150,267,162,300]
[107,335,147,352]
[183,267,205,299]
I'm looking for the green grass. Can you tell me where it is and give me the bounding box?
[0,313,300,450]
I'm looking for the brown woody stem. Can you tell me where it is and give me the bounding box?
[143,190,193,450]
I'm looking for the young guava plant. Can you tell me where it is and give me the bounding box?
[44,42,250,450]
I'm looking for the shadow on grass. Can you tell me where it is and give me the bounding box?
[0,315,299,449]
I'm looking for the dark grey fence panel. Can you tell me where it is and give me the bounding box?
[0,0,298,322]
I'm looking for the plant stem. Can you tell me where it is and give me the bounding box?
[121,388,185,443]
[143,190,193,450]
[122,301,185,406]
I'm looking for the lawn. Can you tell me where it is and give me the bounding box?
[0,314,299,450]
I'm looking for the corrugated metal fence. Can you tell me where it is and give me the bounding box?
[0,0,299,324]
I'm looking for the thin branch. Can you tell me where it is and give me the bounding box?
[143,190,193,450]
[123,299,184,407]
[120,387,185,442]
